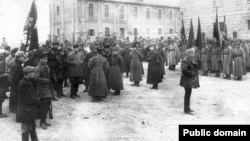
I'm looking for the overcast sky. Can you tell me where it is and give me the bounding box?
[0,0,180,47]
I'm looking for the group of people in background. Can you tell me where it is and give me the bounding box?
[0,34,249,140]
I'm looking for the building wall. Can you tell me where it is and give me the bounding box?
[50,0,181,42]
[180,0,250,40]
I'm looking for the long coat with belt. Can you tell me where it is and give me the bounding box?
[157,47,166,75]
[120,47,131,74]
[180,57,200,89]
[221,46,233,74]
[233,47,245,77]
[9,59,23,113]
[83,51,96,87]
[16,76,40,124]
[210,47,221,71]
[168,44,178,66]
[88,55,109,97]
[108,53,124,90]
[67,51,84,78]
[201,47,209,72]
[129,50,143,82]
[146,51,164,84]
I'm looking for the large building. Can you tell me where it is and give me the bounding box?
[50,0,181,42]
[180,0,250,40]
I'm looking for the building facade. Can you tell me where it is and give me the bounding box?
[50,0,181,42]
[180,0,250,40]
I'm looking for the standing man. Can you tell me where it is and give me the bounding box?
[233,43,245,80]
[210,42,221,77]
[34,53,53,129]
[1,37,8,49]
[108,48,124,95]
[180,48,200,115]
[67,45,84,99]
[200,43,209,76]
[120,44,131,77]
[221,42,233,79]
[88,48,109,101]
[129,46,143,86]
[168,39,178,71]
[9,51,26,114]
[146,45,164,89]
[17,66,39,141]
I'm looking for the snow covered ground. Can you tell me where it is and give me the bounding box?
[0,62,250,141]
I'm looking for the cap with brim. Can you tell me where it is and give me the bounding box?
[39,52,48,59]
[11,48,19,54]
[23,66,35,73]
[73,45,79,49]
[15,51,26,58]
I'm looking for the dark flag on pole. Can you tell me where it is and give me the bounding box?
[196,16,202,51]
[213,8,220,48]
[221,16,228,50]
[23,0,38,51]
[188,18,194,49]
[180,18,186,44]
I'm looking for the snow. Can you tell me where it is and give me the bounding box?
[0,62,250,141]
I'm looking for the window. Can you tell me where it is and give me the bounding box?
[134,7,137,18]
[57,6,60,15]
[169,28,173,34]
[169,10,172,20]
[147,28,150,35]
[88,29,95,36]
[57,28,60,36]
[158,9,162,20]
[158,28,162,35]
[89,3,94,17]
[146,8,150,19]
[213,0,223,7]
[120,28,125,38]
[134,28,138,36]
[104,5,109,18]
[105,28,110,36]
[119,6,124,19]
[248,20,250,30]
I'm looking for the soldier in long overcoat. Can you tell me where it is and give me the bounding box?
[168,40,178,71]
[88,48,109,101]
[17,66,39,141]
[221,42,233,79]
[120,45,131,77]
[210,44,221,77]
[129,46,143,86]
[157,44,166,76]
[83,46,97,92]
[233,43,245,80]
[9,51,26,114]
[180,48,200,115]
[200,45,209,76]
[146,45,163,89]
[108,48,124,95]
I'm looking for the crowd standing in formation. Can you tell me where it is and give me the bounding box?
[0,35,250,140]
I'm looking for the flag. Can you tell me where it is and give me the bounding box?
[23,0,38,51]
[213,9,220,48]
[221,16,228,50]
[188,18,194,49]
[196,16,202,51]
[180,18,186,43]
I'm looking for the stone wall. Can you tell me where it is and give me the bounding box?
[181,0,250,40]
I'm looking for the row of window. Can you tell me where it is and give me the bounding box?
[86,28,173,37]
[56,4,173,20]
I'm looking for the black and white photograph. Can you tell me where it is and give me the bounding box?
[0,0,250,140]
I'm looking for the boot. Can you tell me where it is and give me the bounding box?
[126,73,129,78]
[22,132,29,141]
[40,121,47,130]
[113,90,120,95]
[30,128,39,141]
[84,86,88,92]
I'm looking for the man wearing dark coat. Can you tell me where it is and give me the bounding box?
[146,45,164,89]
[34,53,53,129]
[120,44,131,77]
[88,48,109,101]
[129,46,143,86]
[17,66,39,141]
[83,46,97,92]
[67,45,84,99]
[180,48,200,115]
[9,51,26,114]
[108,48,124,95]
